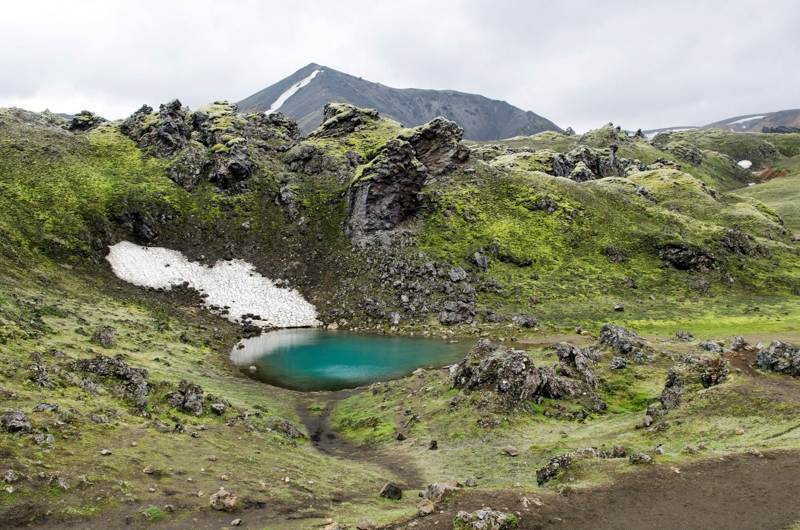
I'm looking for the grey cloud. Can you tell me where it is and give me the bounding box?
[0,0,797,132]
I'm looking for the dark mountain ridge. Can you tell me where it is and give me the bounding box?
[237,63,561,141]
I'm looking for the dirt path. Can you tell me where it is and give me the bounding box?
[386,450,800,530]
[295,390,425,489]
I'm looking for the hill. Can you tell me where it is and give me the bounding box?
[3,101,800,529]
[236,63,561,140]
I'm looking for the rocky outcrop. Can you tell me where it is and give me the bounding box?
[345,118,467,245]
[308,103,380,138]
[556,343,599,389]
[209,488,238,511]
[450,339,590,409]
[122,99,193,158]
[757,341,800,376]
[657,243,716,272]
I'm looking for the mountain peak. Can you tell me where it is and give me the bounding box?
[237,65,560,140]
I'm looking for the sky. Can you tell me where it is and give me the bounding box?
[2,0,798,133]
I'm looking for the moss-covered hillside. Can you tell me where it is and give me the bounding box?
[3,101,800,528]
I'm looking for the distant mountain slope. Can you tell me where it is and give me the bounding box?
[237,63,561,141]
[643,109,800,138]
[702,109,800,132]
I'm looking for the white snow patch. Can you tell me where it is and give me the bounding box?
[737,160,753,169]
[727,115,766,126]
[265,70,321,115]
[231,329,318,365]
[106,242,320,328]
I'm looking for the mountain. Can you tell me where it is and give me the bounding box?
[701,109,800,132]
[236,63,561,140]
[642,109,800,138]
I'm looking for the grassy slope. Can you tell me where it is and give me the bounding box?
[733,154,800,232]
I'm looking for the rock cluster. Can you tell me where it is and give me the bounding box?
[657,243,716,272]
[166,380,205,417]
[119,99,299,193]
[596,323,648,361]
[72,354,149,410]
[453,509,518,530]
[535,446,626,485]
[757,341,800,376]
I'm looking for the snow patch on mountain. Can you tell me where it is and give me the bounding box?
[106,241,320,328]
[265,69,322,115]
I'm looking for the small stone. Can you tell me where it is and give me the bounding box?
[131,441,138,447]
[614,304,624,312]
[747,448,764,458]
[142,465,154,474]
[4,470,19,483]
[417,498,435,516]
[220,475,229,481]
[735,427,745,435]
[428,439,438,450]
[248,366,257,372]
[379,481,403,500]
[356,518,377,530]
[322,523,341,530]
[465,476,478,487]
[503,445,519,457]
[230,518,242,526]
[100,449,112,456]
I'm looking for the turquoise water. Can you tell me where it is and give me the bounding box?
[231,330,473,391]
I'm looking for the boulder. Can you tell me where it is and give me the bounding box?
[596,324,647,358]
[31,403,59,413]
[379,481,402,500]
[209,488,238,512]
[355,518,378,530]
[417,498,435,516]
[512,314,537,328]
[423,482,459,502]
[629,453,653,465]
[1,410,33,434]
[502,445,519,457]
[610,356,626,370]
[556,343,598,388]
[90,326,117,348]
[166,380,205,417]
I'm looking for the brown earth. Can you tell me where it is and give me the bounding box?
[385,450,800,530]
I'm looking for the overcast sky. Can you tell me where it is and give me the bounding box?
[2,0,798,132]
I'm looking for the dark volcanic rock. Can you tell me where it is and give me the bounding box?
[345,117,466,245]
[379,481,402,500]
[68,110,107,132]
[121,99,192,159]
[556,343,599,388]
[166,380,205,417]
[597,324,647,358]
[658,243,716,272]
[757,341,800,376]
[536,453,573,485]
